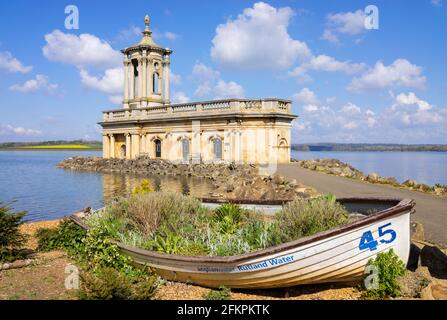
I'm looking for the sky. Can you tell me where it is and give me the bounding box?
[0,0,446,144]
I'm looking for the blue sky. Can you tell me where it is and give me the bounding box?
[0,0,446,143]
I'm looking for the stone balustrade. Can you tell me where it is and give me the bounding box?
[102,98,292,122]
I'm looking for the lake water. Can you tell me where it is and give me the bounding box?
[0,151,214,222]
[1,150,446,222]
[291,150,447,186]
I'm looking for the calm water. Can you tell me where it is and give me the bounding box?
[291,150,447,186]
[1,150,446,222]
[0,151,214,222]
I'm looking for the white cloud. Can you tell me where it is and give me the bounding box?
[172,91,191,104]
[9,74,58,95]
[115,26,142,42]
[211,2,311,70]
[108,95,123,104]
[341,102,361,115]
[292,88,320,105]
[348,59,426,92]
[0,124,42,136]
[214,80,245,99]
[191,62,244,100]
[432,0,442,7]
[43,30,121,69]
[164,32,179,41]
[322,10,367,44]
[289,54,365,80]
[192,62,220,82]
[388,92,443,125]
[292,90,447,143]
[0,51,32,74]
[79,67,123,94]
[170,72,182,85]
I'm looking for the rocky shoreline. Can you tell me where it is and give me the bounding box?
[292,158,447,197]
[57,157,319,200]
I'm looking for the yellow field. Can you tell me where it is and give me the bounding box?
[18,145,93,149]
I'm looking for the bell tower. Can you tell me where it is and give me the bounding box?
[122,15,172,109]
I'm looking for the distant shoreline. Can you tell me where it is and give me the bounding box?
[292,143,447,152]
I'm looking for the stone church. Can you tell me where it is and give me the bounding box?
[100,15,297,164]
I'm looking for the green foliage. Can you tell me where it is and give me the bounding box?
[36,220,86,254]
[0,203,27,263]
[97,192,349,257]
[79,266,159,300]
[361,249,407,300]
[274,196,349,243]
[132,179,154,195]
[205,286,232,300]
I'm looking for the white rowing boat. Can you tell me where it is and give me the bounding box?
[70,198,415,289]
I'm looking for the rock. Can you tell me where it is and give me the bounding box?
[411,221,425,242]
[403,179,418,188]
[418,184,432,192]
[420,279,447,300]
[420,245,447,279]
[272,174,285,185]
[366,173,380,182]
[398,266,432,298]
[434,187,446,196]
[378,176,399,185]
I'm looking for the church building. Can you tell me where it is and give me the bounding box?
[100,15,297,164]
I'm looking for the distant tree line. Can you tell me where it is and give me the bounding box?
[0,140,102,149]
[291,143,447,152]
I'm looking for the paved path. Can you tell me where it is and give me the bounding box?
[278,163,447,247]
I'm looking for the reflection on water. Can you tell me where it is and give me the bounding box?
[101,173,215,203]
[0,150,215,222]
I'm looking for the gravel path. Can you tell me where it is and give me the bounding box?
[278,163,447,247]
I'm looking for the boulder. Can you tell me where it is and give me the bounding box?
[420,245,447,279]
[366,172,380,182]
[403,179,418,188]
[420,279,447,300]
[411,221,425,242]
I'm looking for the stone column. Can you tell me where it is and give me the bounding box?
[131,134,140,159]
[163,61,170,103]
[103,134,110,158]
[137,58,143,99]
[109,134,115,158]
[125,133,132,159]
[148,58,153,96]
[142,56,147,99]
[140,134,146,154]
[129,62,135,100]
[123,60,129,107]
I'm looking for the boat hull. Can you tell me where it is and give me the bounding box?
[106,198,414,289]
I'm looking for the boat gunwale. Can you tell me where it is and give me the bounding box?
[69,197,415,264]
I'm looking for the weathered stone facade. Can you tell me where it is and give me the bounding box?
[100,15,297,165]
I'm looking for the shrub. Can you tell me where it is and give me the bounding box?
[79,266,159,300]
[132,179,154,195]
[213,204,246,235]
[361,249,406,299]
[274,196,349,243]
[0,204,27,263]
[36,220,86,254]
[205,286,231,300]
[110,192,202,235]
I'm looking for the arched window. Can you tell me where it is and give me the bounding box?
[153,72,159,94]
[120,145,126,159]
[213,138,222,161]
[154,139,161,158]
[181,138,189,162]
[132,59,139,97]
